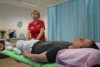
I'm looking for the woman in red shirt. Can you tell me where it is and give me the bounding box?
[27,10,45,41]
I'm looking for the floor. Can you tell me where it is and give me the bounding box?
[0,58,30,67]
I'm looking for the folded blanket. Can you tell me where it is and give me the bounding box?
[56,48,100,67]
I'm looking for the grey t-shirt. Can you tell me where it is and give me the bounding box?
[5,39,39,54]
[16,39,39,52]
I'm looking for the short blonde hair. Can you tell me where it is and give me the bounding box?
[31,10,40,18]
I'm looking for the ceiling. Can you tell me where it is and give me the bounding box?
[0,0,69,10]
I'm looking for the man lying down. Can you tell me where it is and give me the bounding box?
[5,38,99,63]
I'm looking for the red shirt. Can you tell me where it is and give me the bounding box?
[28,20,45,41]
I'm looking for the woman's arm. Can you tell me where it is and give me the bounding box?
[36,28,44,40]
[26,30,31,40]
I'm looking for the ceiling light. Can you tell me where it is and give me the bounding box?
[14,0,44,7]
[21,1,40,7]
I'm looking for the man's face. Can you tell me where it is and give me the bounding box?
[73,38,92,48]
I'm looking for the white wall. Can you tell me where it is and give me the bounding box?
[0,3,48,38]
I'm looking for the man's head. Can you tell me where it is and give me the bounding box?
[70,38,99,49]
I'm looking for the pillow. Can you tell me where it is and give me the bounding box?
[56,48,100,67]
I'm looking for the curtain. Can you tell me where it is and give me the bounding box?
[87,0,100,42]
[48,0,100,42]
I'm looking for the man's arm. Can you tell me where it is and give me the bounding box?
[23,50,48,62]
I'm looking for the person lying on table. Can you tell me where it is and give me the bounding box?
[5,38,99,63]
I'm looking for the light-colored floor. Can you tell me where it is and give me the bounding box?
[0,58,31,67]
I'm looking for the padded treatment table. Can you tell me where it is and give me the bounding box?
[0,50,57,67]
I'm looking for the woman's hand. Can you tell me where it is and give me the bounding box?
[36,28,44,40]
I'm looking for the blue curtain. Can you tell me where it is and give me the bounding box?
[48,0,100,42]
[87,0,100,42]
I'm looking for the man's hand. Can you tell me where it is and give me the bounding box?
[23,50,31,58]
[23,50,48,62]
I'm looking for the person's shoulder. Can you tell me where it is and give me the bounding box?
[38,19,44,23]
